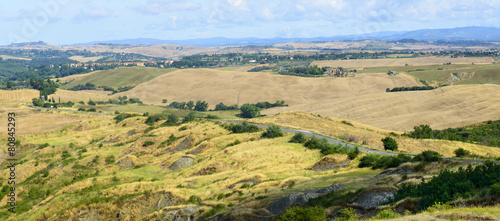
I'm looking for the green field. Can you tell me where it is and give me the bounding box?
[62,67,177,89]
[357,63,500,85]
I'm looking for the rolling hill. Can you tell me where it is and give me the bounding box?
[119,68,500,132]
[60,67,177,89]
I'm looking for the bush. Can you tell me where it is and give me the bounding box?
[261,124,283,138]
[229,121,259,133]
[348,147,360,160]
[290,132,308,144]
[382,136,398,151]
[277,206,326,221]
[87,108,96,112]
[240,104,260,118]
[413,150,442,162]
[454,148,471,157]
[105,155,115,165]
[143,141,155,147]
[373,209,400,219]
[337,208,360,221]
[183,112,196,123]
[167,113,179,124]
[145,114,166,125]
[359,153,411,169]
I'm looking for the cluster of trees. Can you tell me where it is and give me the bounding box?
[28,79,59,98]
[227,121,260,133]
[247,66,273,72]
[279,66,327,76]
[168,100,209,112]
[386,86,436,92]
[68,83,133,94]
[32,98,74,108]
[407,123,500,147]
[90,96,142,106]
[359,150,442,170]
[290,133,360,159]
[393,161,500,210]
[214,101,287,112]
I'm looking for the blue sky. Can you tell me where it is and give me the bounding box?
[1,0,499,45]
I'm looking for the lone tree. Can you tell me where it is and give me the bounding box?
[382,136,398,151]
[240,104,260,118]
[262,124,283,138]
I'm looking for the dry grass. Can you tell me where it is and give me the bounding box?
[248,112,500,157]
[50,89,111,102]
[0,89,39,102]
[380,205,500,221]
[311,57,493,68]
[120,68,500,131]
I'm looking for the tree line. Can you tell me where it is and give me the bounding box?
[386,85,436,92]
[406,122,500,147]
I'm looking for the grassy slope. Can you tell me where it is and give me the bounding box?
[249,112,500,158]
[61,67,177,89]
[357,62,500,85]
[0,106,378,220]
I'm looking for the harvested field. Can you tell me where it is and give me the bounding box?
[311,57,493,68]
[50,89,111,102]
[0,89,39,102]
[122,68,500,131]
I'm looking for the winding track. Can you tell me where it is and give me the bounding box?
[25,106,495,164]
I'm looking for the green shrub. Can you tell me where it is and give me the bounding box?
[290,132,308,143]
[240,104,260,118]
[381,136,398,151]
[229,121,259,133]
[183,112,196,123]
[454,148,471,157]
[373,208,400,219]
[143,141,155,147]
[337,208,360,221]
[105,155,115,165]
[277,206,326,221]
[261,124,283,138]
[413,150,442,162]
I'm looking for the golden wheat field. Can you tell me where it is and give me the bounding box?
[311,57,494,68]
[120,68,500,131]
[0,89,39,102]
[50,89,112,103]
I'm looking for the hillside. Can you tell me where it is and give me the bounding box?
[60,67,177,89]
[120,68,500,131]
[311,57,494,69]
[0,89,39,102]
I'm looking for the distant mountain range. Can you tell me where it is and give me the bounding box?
[70,27,500,47]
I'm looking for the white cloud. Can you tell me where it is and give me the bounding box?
[73,8,112,22]
[136,0,201,15]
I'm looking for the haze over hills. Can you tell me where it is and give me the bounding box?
[71,27,500,47]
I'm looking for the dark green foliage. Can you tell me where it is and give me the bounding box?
[381,136,398,151]
[32,98,44,107]
[248,66,273,72]
[162,99,168,103]
[143,141,155,147]
[277,206,326,221]
[203,204,225,218]
[114,113,138,123]
[145,114,167,125]
[183,112,196,123]
[37,143,50,150]
[341,120,353,126]
[307,188,364,208]
[105,155,115,165]
[229,121,260,133]
[214,102,239,111]
[387,86,436,92]
[194,100,209,111]
[303,136,353,156]
[87,108,96,112]
[348,147,360,160]
[290,132,308,144]
[70,83,97,91]
[240,104,260,118]
[407,121,500,147]
[61,150,71,159]
[261,124,283,138]
[359,154,411,169]
[454,148,471,157]
[413,150,442,162]
[393,162,500,210]
[279,65,327,77]
[186,195,201,204]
